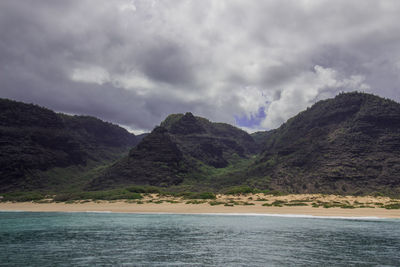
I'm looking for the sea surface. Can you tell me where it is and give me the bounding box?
[0,212,399,266]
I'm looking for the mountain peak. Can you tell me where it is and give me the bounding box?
[160,112,206,135]
[249,91,400,195]
[88,112,259,189]
[170,112,205,135]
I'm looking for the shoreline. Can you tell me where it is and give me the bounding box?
[1,193,400,219]
[0,210,394,220]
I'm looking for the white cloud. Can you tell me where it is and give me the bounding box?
[111,72,155,95]
[261,65,370,129]
[119,1,136,12]
[236,86,268,119]
[71,66,110,85]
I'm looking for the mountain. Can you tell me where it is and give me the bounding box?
[87,112,258,190]
[247,92,400,195]
[0,98,139,192]
[2,92,400,196]
[251,131,274,148]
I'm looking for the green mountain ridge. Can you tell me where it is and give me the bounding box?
[88,112,258,190]
[0,98,139,192]
[1,92,400,196]
[247,92,400,195]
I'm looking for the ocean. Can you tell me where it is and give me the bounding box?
[0,212,399,266]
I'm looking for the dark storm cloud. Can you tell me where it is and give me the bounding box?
[310,30,400,101]
[1,0,400,133]
[140,41,195,86]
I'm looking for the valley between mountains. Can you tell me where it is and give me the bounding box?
[1,91,400,201]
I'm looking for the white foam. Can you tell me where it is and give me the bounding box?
[0,210,26,212]
[82,213,111,215]
[103,212,389,220]
[0,210,396,220]
[198,213,384,220]
[144,212,385,220]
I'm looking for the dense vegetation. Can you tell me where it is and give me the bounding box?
[1,92,400,199]
[0,98,139,192]
[246,92,400,195]
[88,112,258,190]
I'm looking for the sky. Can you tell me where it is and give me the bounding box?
[1,0,400,134]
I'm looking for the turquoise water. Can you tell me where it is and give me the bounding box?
[0,212,399,266]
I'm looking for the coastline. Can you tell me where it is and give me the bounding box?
[1,202,400,218]
[1,193,400,218]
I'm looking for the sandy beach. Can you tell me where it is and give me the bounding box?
[1,194,400,218]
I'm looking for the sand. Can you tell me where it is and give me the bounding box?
[1,194,399,218]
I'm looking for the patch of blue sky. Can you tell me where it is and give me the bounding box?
[235,107,266,128]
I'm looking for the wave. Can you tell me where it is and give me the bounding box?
[0,210,396,220]
[0,210,26,212]
[139,212,385,220]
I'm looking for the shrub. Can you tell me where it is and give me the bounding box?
[290,199,312,202]
[185,192,216,199]
[103,193,140,200]
[209,201,224,206]
[383,203,400,209]
[340,205,356,209]
[185,200,206,204]
[53,190,142,202]
[165,200,180,203]
[258,189,272,194]
[284,202,308,206]
[33,199,53,204]
[225,186,255,195]
[271,200,287,206]
[373,192,385,197]
[126,185,161,194]
[270,190,286,196]
[54,193,75,202]
[317,202,356,209]
[1,192,45,202]
[262,203,273,206]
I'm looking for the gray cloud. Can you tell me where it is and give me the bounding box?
[1,0,400,133]
[139,41,195,86]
